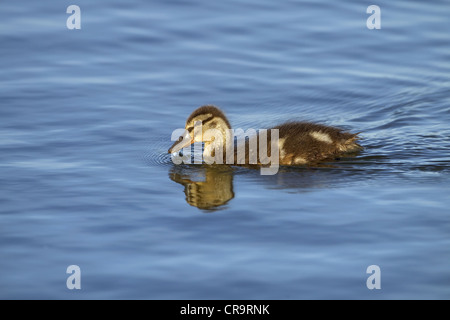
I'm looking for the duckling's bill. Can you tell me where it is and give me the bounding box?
[168,130,193,154]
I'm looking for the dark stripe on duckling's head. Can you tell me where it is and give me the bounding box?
[186,105,232,129]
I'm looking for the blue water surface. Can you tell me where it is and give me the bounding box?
[0,0,449,299]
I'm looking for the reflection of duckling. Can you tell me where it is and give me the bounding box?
[169,166,234,210]
[168,105,362,165]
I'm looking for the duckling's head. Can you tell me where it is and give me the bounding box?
[168,105,232,154]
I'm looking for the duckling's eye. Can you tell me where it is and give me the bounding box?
[187,127,194,133]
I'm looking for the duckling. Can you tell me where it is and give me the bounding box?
[168,105,362,166]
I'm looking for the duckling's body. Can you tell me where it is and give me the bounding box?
[169,105,362,166]
[273,122,361,165]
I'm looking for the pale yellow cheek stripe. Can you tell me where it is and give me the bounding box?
[310,131,333,144]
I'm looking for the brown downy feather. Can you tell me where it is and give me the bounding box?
[186,105,231,129]
[268,122,362,165]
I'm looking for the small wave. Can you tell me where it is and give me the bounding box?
[141,135,174,167]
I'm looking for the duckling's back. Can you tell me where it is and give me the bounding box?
[273,122,362,165]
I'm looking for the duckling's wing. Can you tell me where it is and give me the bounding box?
[271,122,362,164]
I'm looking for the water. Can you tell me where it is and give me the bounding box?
[1,0,449,299]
